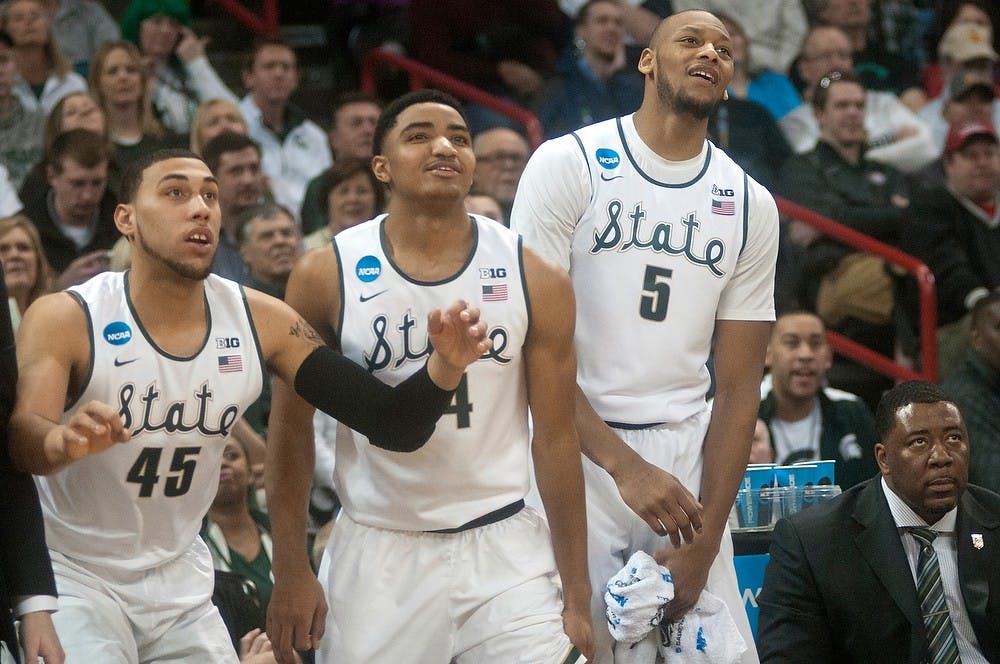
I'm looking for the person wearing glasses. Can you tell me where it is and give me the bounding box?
[471,127,530,226]
[780,25,935,175]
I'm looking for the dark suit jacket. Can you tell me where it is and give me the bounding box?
[0,266,57,662]
[756,476,1000,663]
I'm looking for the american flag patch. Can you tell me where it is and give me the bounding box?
[712,198,735,215]
[218,355,243,373]
[482,284,508,301]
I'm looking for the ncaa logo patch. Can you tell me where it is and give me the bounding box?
[356,255,382,283]
[595,148,620,170]
[103,321,133,345]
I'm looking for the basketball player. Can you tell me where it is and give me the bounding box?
[511,10,778,662]
[264,89,593,664]
[7,149,491,663]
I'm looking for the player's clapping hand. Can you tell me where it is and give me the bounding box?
[59,400,129,460]
[426,300,490,389]
[614,456,703,547]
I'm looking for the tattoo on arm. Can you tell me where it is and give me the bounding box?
[289,318,324,348]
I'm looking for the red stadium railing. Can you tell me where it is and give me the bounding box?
[212,0,279,34]
[359,48,545,149]
[775,196,938,383]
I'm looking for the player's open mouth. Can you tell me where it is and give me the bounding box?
[187,232,212,245]
[688,66,718,84]
[427,161,461,175]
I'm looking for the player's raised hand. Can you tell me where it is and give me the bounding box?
[58,400,129,460]
[614,455,703,547]
[426,300,490,389]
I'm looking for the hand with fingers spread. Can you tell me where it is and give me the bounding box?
[654,537,716,621]
[426,299,491,389]
[175,27,209,63]
[57,400,129,461]
[613,455,703,546]
[266,568,326,664]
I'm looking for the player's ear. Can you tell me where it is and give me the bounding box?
[371,155,391,185]
[637,48,654,76]
[114,203,135,240]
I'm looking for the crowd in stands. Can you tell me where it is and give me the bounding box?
[2,0,1000,662]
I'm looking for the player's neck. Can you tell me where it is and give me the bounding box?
[127,263,208,333]
[632,104,708,161]
[382,203,475,281]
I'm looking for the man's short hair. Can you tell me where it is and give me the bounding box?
[812,69,863,111]
[235,201,296,247]
[202,133,262,174]
[120,148,205,204]
[575,0,619,26]
[243,35,294,73]
[874,381,956,440]
[373,89,468,155]
[48,129,113,174]
[331,92,382,128]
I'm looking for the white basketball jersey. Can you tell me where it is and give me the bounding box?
[572,118,757,424]
[334,215,530,531]
[36,272,264,571]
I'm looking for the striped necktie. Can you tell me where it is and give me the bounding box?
[907,527,961,664]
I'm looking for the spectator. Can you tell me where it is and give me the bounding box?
[299,92,381,235]
[472,127,529,224]
[0,214,50,329]
[464,192,504,224]
[942,291,1000,495]
[120,0,239,135]
[672,0,808,76]
[0,28,43,192]
[748,418,774,465]
[557,0,665,53]
[923,0,998,99]
[237,203,302,437]
[757,380,1000,663]
[910,72,996,192]
[20,128,116,286]
[202,132,269,283]
[778,70,908,408]
[190,98,249,155]
[714,12,801,121]
[903,120,1000,376]
[781,24,936,174]
[201,438,275,647]
[44,0,120,76]
[302,157,384,251]
[408,0,567,131]
[813,0,926,109]
[88,40,180,167]
[759,311,878,489]
[1,0,85,114]
[536,0,643,139]
[918,23,1000,150]
[239,36,331,218]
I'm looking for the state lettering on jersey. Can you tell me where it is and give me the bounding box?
[591,199,727,277]
[118,380,239,438]
[363,311,511,372]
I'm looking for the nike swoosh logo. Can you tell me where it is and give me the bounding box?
[114,358,138,367]
[359,289,388,303]
[600,173,623,181]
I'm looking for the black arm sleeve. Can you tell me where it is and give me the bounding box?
[293,346,456,453]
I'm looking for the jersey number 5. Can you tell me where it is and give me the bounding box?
[639,265,672,322]
[127,446,202,497]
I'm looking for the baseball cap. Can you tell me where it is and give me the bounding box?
[944,120,998,154]
[939,23,998,63]
[949,71,996,101]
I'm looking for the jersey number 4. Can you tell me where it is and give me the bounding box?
[127,446,202,497]
[639,265,672,322]
[443,374,472,428]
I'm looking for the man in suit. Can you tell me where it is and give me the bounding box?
[757,380,1000,663]
[0,264,62,664]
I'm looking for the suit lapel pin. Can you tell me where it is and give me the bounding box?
[972,533,984,550]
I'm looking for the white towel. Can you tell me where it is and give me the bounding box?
[605,552,748,664]
[605,551,674,645]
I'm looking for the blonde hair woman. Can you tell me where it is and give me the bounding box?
[190,98,249,154]
[0,214,51,329]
